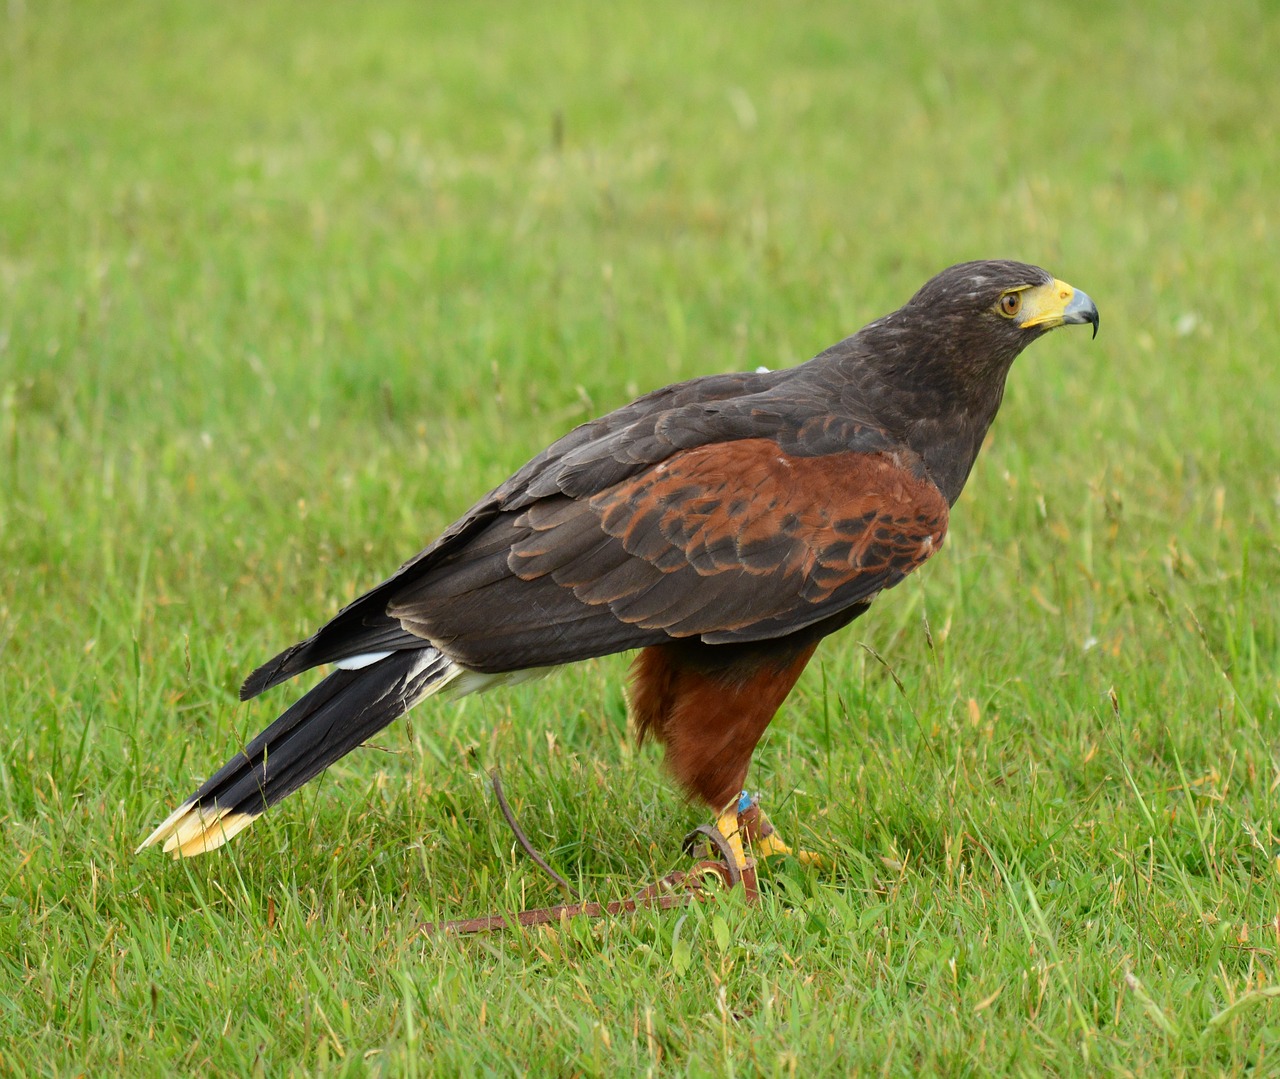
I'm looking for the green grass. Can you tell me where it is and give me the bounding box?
[3,0,1279,1073]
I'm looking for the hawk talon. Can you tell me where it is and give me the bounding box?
[682,792,824,870]
[736,791,826,867]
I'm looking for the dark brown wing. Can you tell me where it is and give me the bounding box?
[381,437,947,672]
[506,437,949,645]
[243,363,912,692]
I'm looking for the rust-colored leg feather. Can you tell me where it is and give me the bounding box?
[628,638,818,811]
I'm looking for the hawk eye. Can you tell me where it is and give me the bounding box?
[999,292,1023,318]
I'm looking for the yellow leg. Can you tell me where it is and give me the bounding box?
[714,807,748,871]
[753,830,795,859]
[742,800,825,867]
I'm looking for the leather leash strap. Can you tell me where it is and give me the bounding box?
[417,777,764,937]
[418,861,758,935]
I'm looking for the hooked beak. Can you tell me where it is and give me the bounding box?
[1020,278,1100,339]
[1061,286,1100,339]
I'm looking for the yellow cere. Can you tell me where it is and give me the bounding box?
[1015,278,1080,330]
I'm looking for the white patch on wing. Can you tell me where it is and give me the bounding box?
[334,650,395,670]
[329,649,552,703]
[443,664,562,699]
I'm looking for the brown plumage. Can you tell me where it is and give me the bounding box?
[629,637,820,812]
[138,260,1098,860]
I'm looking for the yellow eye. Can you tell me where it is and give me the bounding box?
[999,292,1022,318]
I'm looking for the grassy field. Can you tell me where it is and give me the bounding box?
[3,0,1278,1074]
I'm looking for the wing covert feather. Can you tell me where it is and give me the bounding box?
[507,438,948,642]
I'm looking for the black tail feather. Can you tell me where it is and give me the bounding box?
[211,648,452,815]
[141,648,454,855]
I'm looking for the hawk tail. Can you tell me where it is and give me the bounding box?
[136,648,458,858]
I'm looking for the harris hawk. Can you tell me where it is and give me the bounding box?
[139,260,1098,870]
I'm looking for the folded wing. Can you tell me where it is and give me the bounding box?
[388,438,949,667]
